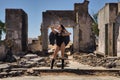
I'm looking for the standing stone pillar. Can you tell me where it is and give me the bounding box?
[73,12,80,52]
[115,14,120,57]
[73,24,80,52]
[107,23,116,56]
[41,23,48,53]
[108,23,113,56]
[5,9,28,55]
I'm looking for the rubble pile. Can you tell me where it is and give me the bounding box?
[0,53,70,78]
[9,53,51,68]
[0,63,24,78]
[73,53,120,68]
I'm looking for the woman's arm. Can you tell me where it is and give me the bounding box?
[51,26,57,34]
[62,30,71,36]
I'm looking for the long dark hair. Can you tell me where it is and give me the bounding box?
[60,24,66,33]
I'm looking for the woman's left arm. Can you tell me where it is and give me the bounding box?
[62,30,71,36]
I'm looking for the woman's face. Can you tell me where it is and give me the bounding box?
[57,25,62,31]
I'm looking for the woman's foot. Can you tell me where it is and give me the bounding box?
[50,59,55,69]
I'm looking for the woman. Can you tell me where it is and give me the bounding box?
[50,24,71,69]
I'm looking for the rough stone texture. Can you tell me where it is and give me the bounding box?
[1,52,120,78]
[5,9,28,55]
[16,54,41,68]
[98,3,120,57]
[73,53,120,68]
[98,4,109,55]
[23,54,38,59]
[115,13,120,57]
[28,39,42,52]
[74,1,95,52]
[0,45,6,60]
[118,2,120,12]
[41,23,48,52]
[0,64,10,70]
[41,0,95,53]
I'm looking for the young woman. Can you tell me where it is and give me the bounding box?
[50,24,71,69]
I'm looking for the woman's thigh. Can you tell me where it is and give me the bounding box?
[60,42,65,51]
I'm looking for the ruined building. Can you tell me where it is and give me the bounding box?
[5,9,28,55]
[98,2,120,57]
[41,0,96,53]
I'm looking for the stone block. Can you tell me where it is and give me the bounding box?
[0,64,10,70]
[24,54,38,59]
[30,57,44,62]
[114,60,120,68]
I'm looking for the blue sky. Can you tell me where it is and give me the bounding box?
[0,0,119,40]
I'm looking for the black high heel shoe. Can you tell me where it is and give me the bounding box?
[61,59,64,69]
[50,59,55,69]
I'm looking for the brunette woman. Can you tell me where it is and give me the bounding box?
[50,24,71,69]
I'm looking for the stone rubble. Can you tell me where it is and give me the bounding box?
[1,48,120,78]
[73,53,120,68]
[0,52,70,78]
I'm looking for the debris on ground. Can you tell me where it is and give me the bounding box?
[73,53,120,68]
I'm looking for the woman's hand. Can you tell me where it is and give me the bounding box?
[68,32,71,35]
[62,32,71,36]
[51,26,57,34]
[51,26,54,30]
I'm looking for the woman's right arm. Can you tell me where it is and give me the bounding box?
[51,26,57,34]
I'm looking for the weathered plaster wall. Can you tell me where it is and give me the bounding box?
[117,3,120,56]
[115,14,120,57]
[98,4,110,55]
[5,9,28,55]
[79,14,95,52]
[98,3,118,56]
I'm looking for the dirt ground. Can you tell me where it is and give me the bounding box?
[1,75,120,80]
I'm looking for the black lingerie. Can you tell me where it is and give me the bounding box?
[49,32,70,47]
[55,33,65,47]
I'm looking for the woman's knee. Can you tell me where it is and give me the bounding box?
[55,45,59,50]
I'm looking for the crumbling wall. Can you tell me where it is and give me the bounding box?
[74,0,96,52]
[118,2,120,12]
[98,4,110,55]
[41,0,96,53]
[5,9,28,55]
[41,11,75,53]
[0,45,6,60]
[115,14,120,57]
[98,3,118,56]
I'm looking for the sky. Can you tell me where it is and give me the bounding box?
[0,0,119,40]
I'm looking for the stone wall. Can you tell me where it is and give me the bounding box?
[0,45,6,60]
[28,40,42,52]
[42,10,75,27]
[98,4,110,55]
[115,14,120,57]
[74,0,95,52]
[5,9,28,55]
[98,3,120,57]
[118,2,120,12]
[41,0,96,53]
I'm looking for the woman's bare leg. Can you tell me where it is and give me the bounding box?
[53,45,60,59]
[51,45,60,69]
[60,42,65,69]
[60,43,65,59]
